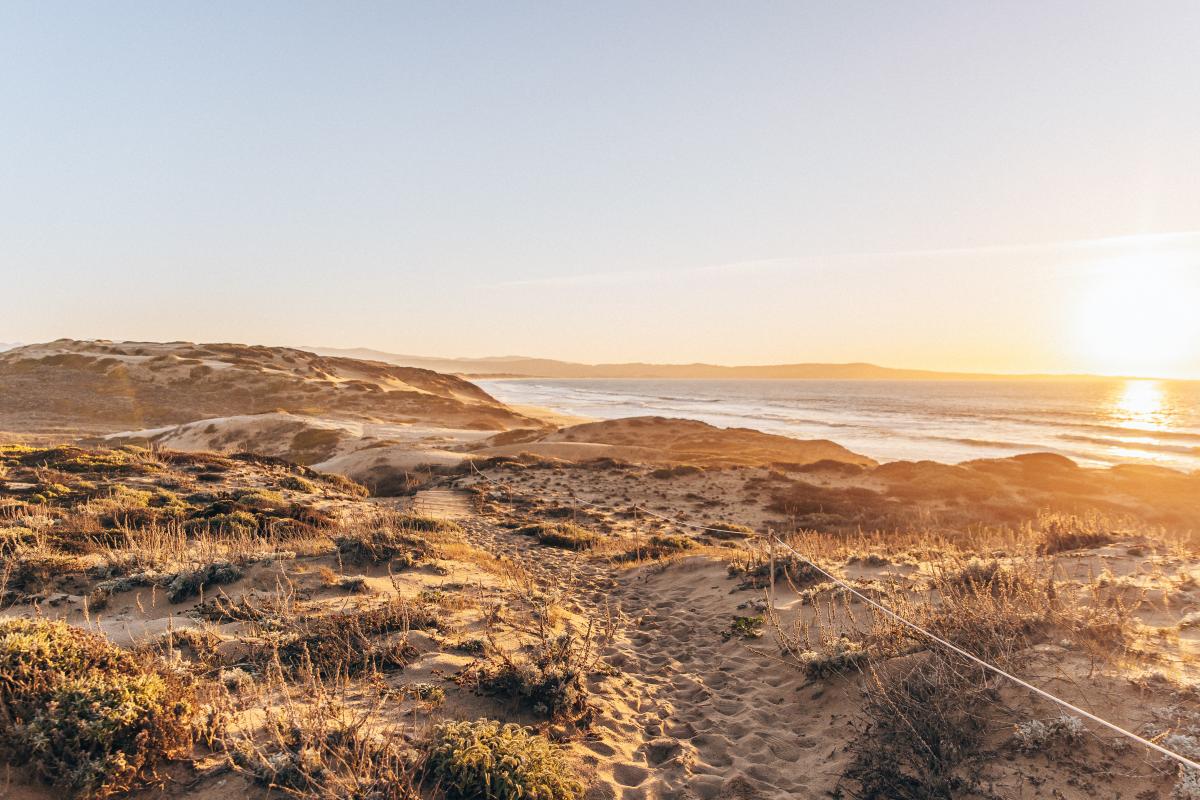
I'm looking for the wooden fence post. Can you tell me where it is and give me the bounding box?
[768,529,776,611]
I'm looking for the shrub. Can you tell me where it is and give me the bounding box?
[648,464,703,479]
[16,446,159,476]
[319,472,370,498]
[473,631,595,724]
[3,551,90,598]
[424,719,582,800]
[266,597,437,676]
[336,528,428,565]
[397,682,445,705]
[1012,715,1085,752]
[1036,513,1115,555]
[844,655,994,799]
[618,533,694,561]
[723,615,765,640]
[517,522,597,551]
[278,474,317,493]
[909,559,1052,659]
[184,510,259,534]
[335,514,460,564]
[705,520,755,540]
[0,618,195,799]
[792,637,869,679]
[87,561,245,609]
[31,481,75,504]
[230,701,416,799]
[165,561,244,603]
[728,551,822,590]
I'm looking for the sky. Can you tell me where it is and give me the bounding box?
[3,2,1200,378]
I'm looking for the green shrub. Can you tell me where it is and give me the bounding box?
[233,488,286,511]
[723,615,765,640]
[705,521,756,540]
[16,446,158,476]
[31,481,75,504]
[278,474,317,493]
[0,618,195,798]
[319,472,370,498]
[397,682,445,705]
[184,510,259,534]
[424,719,582,800]
[619,533,694,561]
[517,522,597,551]
[165,561,244,603]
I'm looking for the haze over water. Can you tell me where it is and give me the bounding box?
[478,378,1200,471]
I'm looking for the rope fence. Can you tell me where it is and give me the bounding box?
[465,459,1200,773]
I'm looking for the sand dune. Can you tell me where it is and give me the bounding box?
[523,416,877,467]
[0,339,540,436]
[5,443,1200,800]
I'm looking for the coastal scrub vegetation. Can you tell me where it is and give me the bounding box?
[0,618,197,798]
[2,441,1200,799]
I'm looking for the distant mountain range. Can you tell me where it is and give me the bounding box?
[307,347,1129,381]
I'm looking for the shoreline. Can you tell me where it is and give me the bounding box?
[475,377,1200,473]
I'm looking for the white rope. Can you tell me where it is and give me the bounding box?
[765,535,1200,772]
[464,458,1200,772]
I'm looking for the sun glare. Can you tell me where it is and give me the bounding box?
[1111,379,1167,431]
[1073,263,1200,377]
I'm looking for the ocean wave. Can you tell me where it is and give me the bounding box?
[478,378,1200,470]
[1057,434,1200,456]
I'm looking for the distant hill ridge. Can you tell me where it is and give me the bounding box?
[308,347,1131,381]
[0,339,540,436]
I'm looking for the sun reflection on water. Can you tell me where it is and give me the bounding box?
[1111,380,1168,431]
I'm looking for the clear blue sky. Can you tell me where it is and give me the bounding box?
[4,2,1199,376]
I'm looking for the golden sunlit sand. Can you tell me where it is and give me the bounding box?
[5,4,1200,798]
[3,341,1200,800]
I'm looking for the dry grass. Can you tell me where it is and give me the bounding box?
[6,444,1200,800]
[226,665,421,799]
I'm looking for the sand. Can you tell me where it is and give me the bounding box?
[5,342,1200,799]
[6,445,1200,799]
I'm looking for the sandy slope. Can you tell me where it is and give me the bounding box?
[472,416,877,469]
[0,339,539,436]
[5,444,1200,799]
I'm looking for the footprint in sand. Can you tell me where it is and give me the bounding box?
[584,738,618,757]
[612,762,649,787]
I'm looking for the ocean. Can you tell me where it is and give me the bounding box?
[475,378,1200,471]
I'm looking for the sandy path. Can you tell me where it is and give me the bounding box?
[404,488,476,519]
[433,497,852,799]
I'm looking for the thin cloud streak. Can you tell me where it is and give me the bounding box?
[481,231,1200,290]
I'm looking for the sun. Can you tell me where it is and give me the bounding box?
[1072,263,1200,377]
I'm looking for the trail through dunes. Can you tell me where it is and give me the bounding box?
[433,502,853,798]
